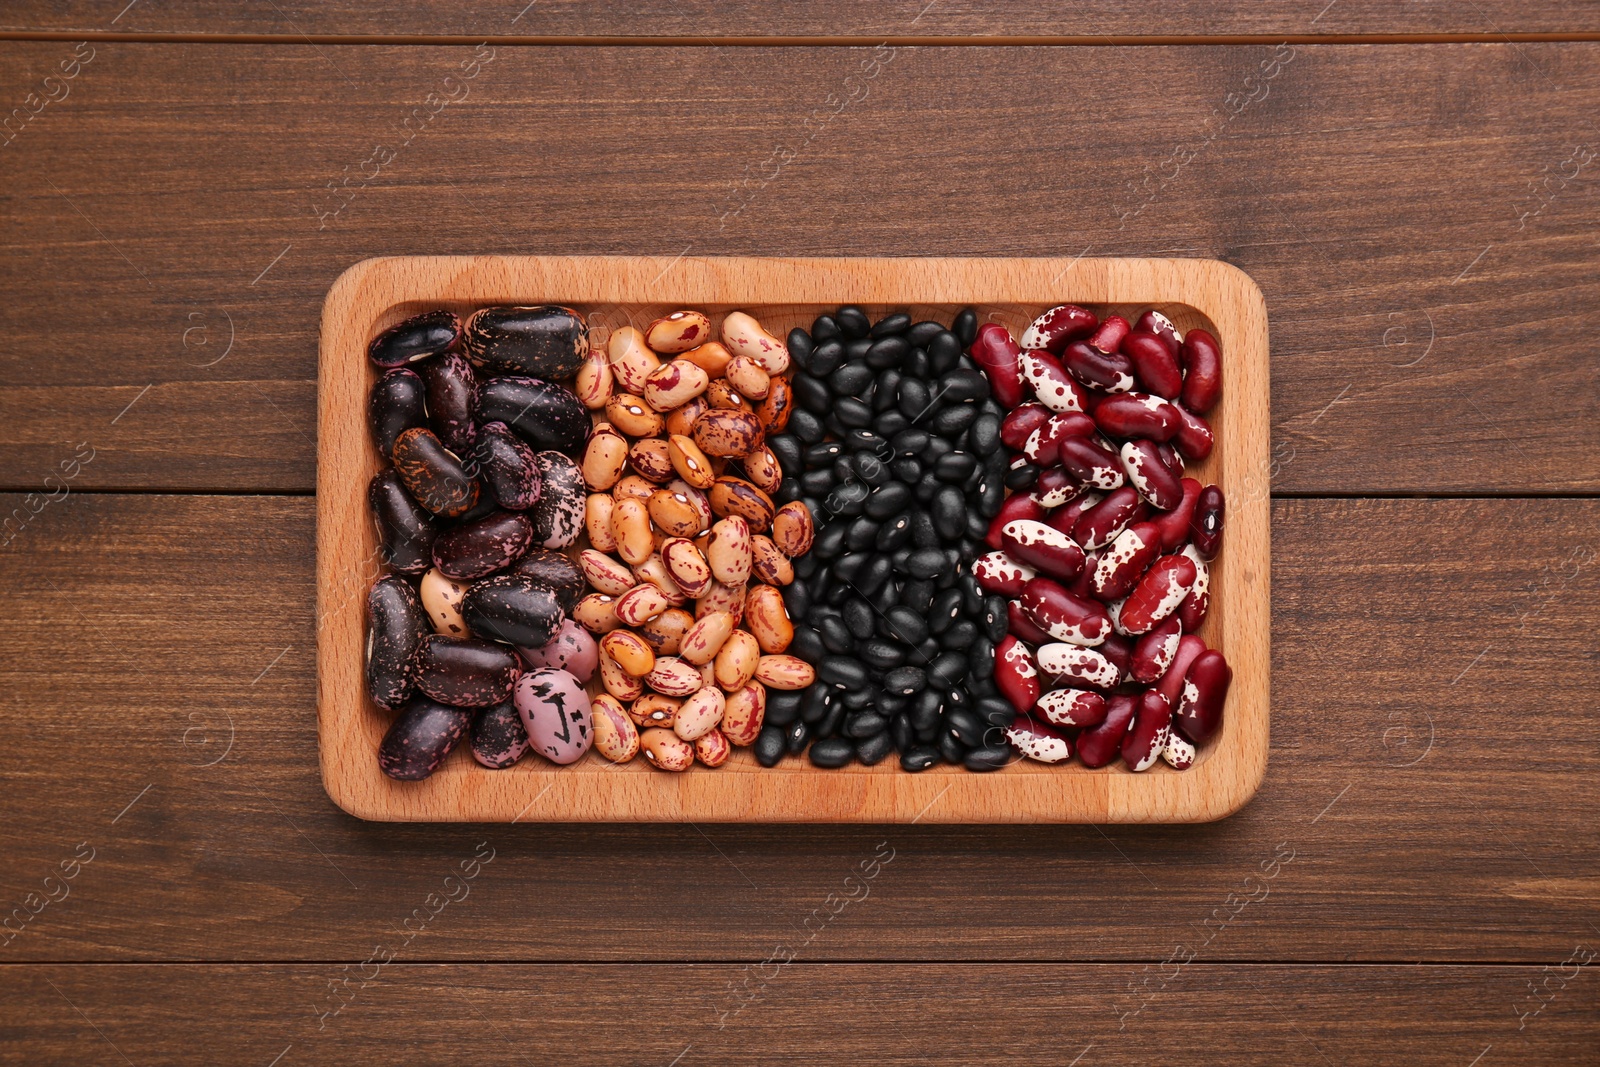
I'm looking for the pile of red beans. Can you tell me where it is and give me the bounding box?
[973,306,1232,771]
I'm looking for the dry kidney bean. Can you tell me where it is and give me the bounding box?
[370,368,429,457]
[994,635,1040,714]
[415,635,520,707]
[459,574,564,649]
[1122,331,1184,399]
[1001,519,1086,580]
[1057,436,1125,491]
[525,452,585,549]
[366,576,431,710]
[1171,405,1214,460]
[1129,616,1182,684]
[470,699,530,769]
[464,306,589,379]
[391,428,478,517]
[1020,577,1112,647]
[969,323,1025,408]
[369,469,437,574]
[431,511,535,581]
[1120,439,1183,510]
[1037,687,1108,728]
[1062,340,1135,394]
[370,310,463,368]
[476,376,590,454]
[1094,393,1180,441]
[1021,303,1098,353]
[1177,544,1210,631]
[1121,689,1173,771]
[1191,484,1225,559]
[1092,521,1162,601]
[1179,328,1222,414]
[518,618,598,683]
[1076,693,1138,769]
[1162,729,1197,770]
[420,351,478,455]
[472,422,542,510]
[379,696,474,780]
[512,548,585,613]
[1175,649,1232,745]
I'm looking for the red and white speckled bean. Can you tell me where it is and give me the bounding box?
[1036,643,1121,690]
[973,550,1038,596]
[994,634,1041,713]
[1001,519,1086,581]
[1118,553,1198,634]
[1091,521,1162,601]
[1162,729,1197,770]
[1019,351,1089,413]
[1020,577,1112,646]
[1006,717,1073,763]
[1129,616,1183,685]
[1021,303,1098,352]
[1120,439,1183,511]
[1177,544,1211,631]
[1036,687,1109,728]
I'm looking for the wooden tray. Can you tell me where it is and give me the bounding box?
[317,256,1270,823]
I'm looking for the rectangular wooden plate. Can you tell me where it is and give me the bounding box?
[317,256,1270,823]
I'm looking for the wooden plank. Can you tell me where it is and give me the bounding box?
[315,255,1273,823]
[1,42,1596,493]
[1,493,1595,961]
[3,2,1599,38]
[2,963,1595,1064]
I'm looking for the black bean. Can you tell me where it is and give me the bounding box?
[890,712,915,752]
[900,745,940,772]
[982,595,1009,642]
[975,697,1017,728]
[906,321,943,347]
[928,331,964,375]
[873,513,912,552]
[836,519,873,555]
[897,377,932,421]
[960,574,985,615]
[865,335,908,370]
[833,455,856,483]
[930,403,978,436]
[792,372,832,414]
[885,665,927,695]
[781,581,811,623]
[836,396,874,429]
[841,687,878,710]
[836,306,871,339]
[812,314,841,341]
[856,555,895,598]
[845,711,889,739]
[791,625,826,663]
[804,441,845,466]
[903,548,946,579]
[940,619,980,651]
[925,589,961,636]
[856,731,895,765]
[764,691,803,728]
[819,655,868,689]
[755,725,787,766]
[944,706,991,747]
[952,308,978,348]
[860,639,906,670]
[789,409,826,444]
[770,434,803,475]
[843,429,886,454]
[932,486,967,540]
[845,338,874,363]
[873,369,903,412]
[826,481,869,518]
[833,552,869,585]
[787,328,815,370]
[928,651,968,690]
[825,576,853,606]
[924,435,953,461]
[830,362,873,399]
[910,689,943,730]
[1004,463,1039,490]
[871,312,912,338]
[941,369,991,403]
[968,636,996,681]
[809,338,845,376]
[916,636,942,663]
[934,452,978,483]
[787,719,811,754]
[964,744,1012,772]
[969,412,1001,457]
[977,476,1006,519]
[793,550,820,579]
[890,458,923,483]
[901,579,935,613]
[913,472,940,504]
[865,482,912,520]
[883,607,929,646]
[965,511,989,541]
[891,428,931,457]
[818,616,855,654]
[842,598,876,640]
[799,468,836,496]
[875,411,911,439]
[938,730,968,764]
[902,346,931,379]
[810,737,855,768]
[801,683,833,724]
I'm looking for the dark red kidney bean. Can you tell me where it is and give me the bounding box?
[513,547,586,614]
[369,368,428,457]
[1171,405,1214,461]
[470,699,530,769]
[1020,577,1112,646]
[1057,436,1126,491]
[1076,693,1138,768]
[1092,521,1163,601]
[1121,331,1184,399]
[972,550,1037,596]
[1157,634,1207,706]
[392,427,479,517]
[1047,491,1104,540]
[1134,310,1182,351]
[369,469,438,574]
[1120,554,1199,634]
[1019,351,1089,413]
[1191,484,1225,559]
[1089,314,1131,355]
[366,576,431,710]
[1155,442,1185,481]
[472,421,542,511]
[379,696,474,780]
[1000,402,1052,450]
[416,635,520,706]
[369,310,461,368]
[1032,465,1082,508]
[1006,601,1054,645]
[461,573,564,649]
[1122,689,1174,771]
[525,452,585,549]
[1020,303,1098,353]
[431,510,535,581]
[1130,616,1183,684]
[1093,393,1180,441]
[1001,519,1086,581]
[1061,340,1135,394]
[986,492,1047,550]
[420,350,478,455]
[1176,649,1232,745]
[1120,439,1183,510]
[1179,328,1222,414]
[1152,478,1202,552]
[475,377,589,455]
[994,635,1041,713]
[969,323,1025,408]
[464,305,589,379]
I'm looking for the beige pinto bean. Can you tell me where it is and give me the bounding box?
[667,434,715,489]
[754,655,815,690]
[669,480,714,531]
[590,694,639,763]
[628,437,675,483]
[680,341,733,377]
[645,656,704,697]
[742,446,784,494]
[578,548,636,596]
[696,580,746,624]
[770,501,815,557]
[586,493,618,552]
[659,537,714,597]
[750,535,795,586]
[631,554,688,604]
[599,649,645,701]
[720,681,767,746]
[615,583,671,627]
[640,727,694,772]
[705,516,753,586]
[638,608,694,655]
[691,408,764,457]
[611,498,655,566]
[720,311,790,374]
[672,686,726,741]
[605,393,664,437]
[642,359,710,412]
[723,354,771,400]
[629,692,681,729]
[693,727,731,767]
[645,310,713,354]
[581,423,629,490]
[612,474,656,504]
[709,476,775,531]
[648,488,705,538]
[744,584,794,653]
[703,380,753,413]
[600,628,656,677]
[573,593,622,634]
[713,628,760,690]
[664,395,709,437]
[574,349,614,409]
[678,610,735,665]
[606,327,660,393]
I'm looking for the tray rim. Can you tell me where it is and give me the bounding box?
[316,255,1271,823]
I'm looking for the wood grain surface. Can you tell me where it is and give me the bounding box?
[2,494,1594,962]
[0,43,1597,493]
[3,963,1595,1065]
[316,255,1271,822]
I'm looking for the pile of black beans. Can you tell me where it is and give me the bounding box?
[752,307,1017,772]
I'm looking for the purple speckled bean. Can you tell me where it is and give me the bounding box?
[472,421,542,511]
[460,574,563,649]
[518,618,598,683]
[470,700,530,769]
[525,452,586,549]
[365,575,431,710]
[419,351,478,455]
[431,510,534,581]
[379,696,474,780]
[415,635,520,707]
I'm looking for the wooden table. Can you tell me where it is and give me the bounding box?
[2,6,1596,1063]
